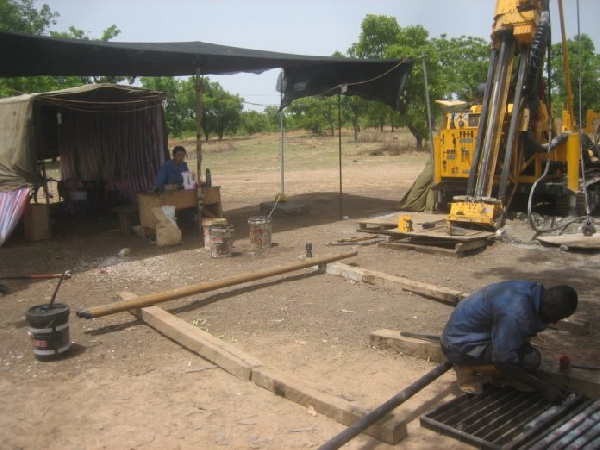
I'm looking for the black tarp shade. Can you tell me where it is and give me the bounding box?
[0,31,413,110]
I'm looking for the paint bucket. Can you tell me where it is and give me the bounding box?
[202,218,228,249]
[208,225,234,258]
[248,216,272,249]
[25,303,71,361]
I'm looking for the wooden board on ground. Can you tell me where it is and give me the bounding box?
[379,237,488,258]
[358,212,493,257]
[119,292,408,444]
[536,233,600,249]
[357,212,444,233]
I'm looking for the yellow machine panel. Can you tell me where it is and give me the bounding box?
[447,200,502,228]
[433,107,480,185]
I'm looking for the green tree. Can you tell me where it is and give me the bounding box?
[352,16,443,149]
[433,35,490,102]
[343,96,368,141]
[240,110,270,135]
[140,76,194,137]
[348,14,401,59]
[549,34,600,122]
[287,96,340,135]
[264,105,289,131]
[0,0,57,34]
[202,80,243,140]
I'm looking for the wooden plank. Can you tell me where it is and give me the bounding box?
[327,263,465,305]
[119,293,408,444]
[251,365,407,445]
[378,241,460,258]
[370,329,446,363]
[119,293,263,381]
[139,305,262,381]
[549,316,591,336]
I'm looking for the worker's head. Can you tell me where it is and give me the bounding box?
[172,146,187,165]
[541,285,578,324]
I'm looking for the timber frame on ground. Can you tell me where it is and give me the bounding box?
[111,261,596,446]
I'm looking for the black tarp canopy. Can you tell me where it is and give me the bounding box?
[0,30,412,110]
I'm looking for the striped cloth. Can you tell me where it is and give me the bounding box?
[0,187,31,246]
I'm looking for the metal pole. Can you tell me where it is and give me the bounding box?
[422,52,435,160]
[319,361,452,450]
[280,79,285,199]
[338,91,343,218]
[195,68,204,233]
[195,68,203,184]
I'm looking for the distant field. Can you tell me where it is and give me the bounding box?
[172,128,427,176]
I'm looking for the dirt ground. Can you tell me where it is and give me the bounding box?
[1,151,600,449]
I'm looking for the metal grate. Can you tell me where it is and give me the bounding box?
[420,385,600,449]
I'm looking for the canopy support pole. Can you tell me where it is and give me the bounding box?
[279,81,286,201]
[338,91,343,219]
[195,68,204,232]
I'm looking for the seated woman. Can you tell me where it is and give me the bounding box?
[154,146,197,227]
[155,146,189,191]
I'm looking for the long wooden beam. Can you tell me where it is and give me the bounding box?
[77,250,357,319]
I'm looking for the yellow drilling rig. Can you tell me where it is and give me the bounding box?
[432,0,600,231]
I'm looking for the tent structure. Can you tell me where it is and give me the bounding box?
[0,31,413,245]
[0,84,167,193]
[0,84,167,244]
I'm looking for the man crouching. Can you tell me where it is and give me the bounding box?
[441,281,578,404]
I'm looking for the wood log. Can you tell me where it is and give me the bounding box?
[77,250,357,319]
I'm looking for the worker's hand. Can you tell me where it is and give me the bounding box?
[541,384,564,405]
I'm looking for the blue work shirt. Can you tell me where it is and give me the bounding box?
[441,281,547,364]
[155,160,189,189]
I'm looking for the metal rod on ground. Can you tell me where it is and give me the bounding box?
[0,270,72,280]
[77,250,358,319]
[318,361,452,450]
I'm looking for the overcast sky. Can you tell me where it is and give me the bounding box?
[44,0,600,110]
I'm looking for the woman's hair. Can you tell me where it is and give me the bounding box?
[172,146,187,158]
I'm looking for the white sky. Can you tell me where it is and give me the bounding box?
[43,0,600,111]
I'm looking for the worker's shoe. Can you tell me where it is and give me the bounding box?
[454,365,485,395]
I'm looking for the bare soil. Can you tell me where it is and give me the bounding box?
[1,145,600,450]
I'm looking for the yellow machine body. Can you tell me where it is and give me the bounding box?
[432,0,599,227]
[447,200,502,228]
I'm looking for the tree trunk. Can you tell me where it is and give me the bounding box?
[416,136,423,150]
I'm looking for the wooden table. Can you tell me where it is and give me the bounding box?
[137,189,198,232]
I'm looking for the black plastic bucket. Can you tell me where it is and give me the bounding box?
[26,303,71,361]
